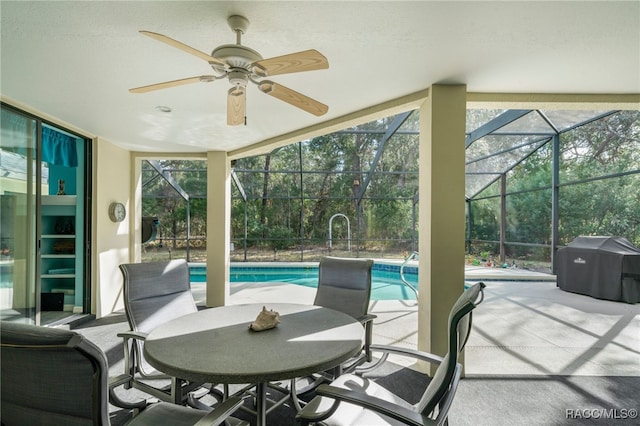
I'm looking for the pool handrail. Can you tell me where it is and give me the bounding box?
[400,251,419,298]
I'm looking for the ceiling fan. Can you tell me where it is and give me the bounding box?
[129,15,329,126]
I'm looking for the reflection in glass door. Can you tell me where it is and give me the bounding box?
[0,106,38,324]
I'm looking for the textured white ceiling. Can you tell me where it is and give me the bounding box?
[1,1,639,153]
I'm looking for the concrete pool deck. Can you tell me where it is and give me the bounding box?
[196,265,639,377]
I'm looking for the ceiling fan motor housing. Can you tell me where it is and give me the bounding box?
[211,45,263,71]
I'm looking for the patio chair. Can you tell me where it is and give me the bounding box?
[295,281,486,426]
[314,256,376,373]
[118,259,213,405]
[290,256,376,402]
[0,321,247,426]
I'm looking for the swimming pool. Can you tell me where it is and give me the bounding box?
[189,263,418,301]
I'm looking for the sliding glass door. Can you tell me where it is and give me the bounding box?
[0,106,38,323]
[1,103,91,325]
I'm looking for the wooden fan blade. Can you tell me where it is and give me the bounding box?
[140,30,227,66]
[258,81,328,116]
[227,87,246,126]
[129,76,216,93]
[252,49,328,77]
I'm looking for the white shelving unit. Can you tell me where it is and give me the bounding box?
[40,195,78,311]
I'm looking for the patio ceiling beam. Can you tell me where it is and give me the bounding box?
[465,109,532,148]
[334,129,419,135]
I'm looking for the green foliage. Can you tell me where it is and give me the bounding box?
[469,198,499,241]
[141,159,207,249]
[469,110,640,262]
[267,225,296,250]
[231,113,420,252]
[558,111,640,245]
[142,110,640,264]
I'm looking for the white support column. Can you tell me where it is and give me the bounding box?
[206,151,231,307]
[418,84,467,374]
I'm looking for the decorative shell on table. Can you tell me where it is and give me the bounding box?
[249,306,281,331]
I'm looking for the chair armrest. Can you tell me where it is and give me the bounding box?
[357,313,377,324]
[117,331,148,341]
[369,344,444,365]
[315,384,434,426]
[109,373,133,388]
[117,331,148,377]
[193,397,247,426]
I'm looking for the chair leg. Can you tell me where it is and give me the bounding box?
[291,374,328,396]
[355,351,390,375]
[208,385,225,402]
[365,321,374,362]
[187,393,214,412]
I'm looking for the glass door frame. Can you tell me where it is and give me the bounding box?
[1,102,92,325]
[0,103,38,323]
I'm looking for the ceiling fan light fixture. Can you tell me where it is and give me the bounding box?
[227,86,246,126]
[228,69,249,88]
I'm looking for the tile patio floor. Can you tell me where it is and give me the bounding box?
[206,266,639,377]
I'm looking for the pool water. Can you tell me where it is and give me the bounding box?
[190,264,418,301]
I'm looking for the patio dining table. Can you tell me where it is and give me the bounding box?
[143,302,364,426]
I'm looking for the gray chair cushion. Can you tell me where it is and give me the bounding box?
[1,322,248,426]
[121,259,196,334]
[120,259,198,376]
[314,256,374,320]
[297,282,486,426]
[1,322,109,426]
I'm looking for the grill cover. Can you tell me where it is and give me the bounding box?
[557,236,640,303]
